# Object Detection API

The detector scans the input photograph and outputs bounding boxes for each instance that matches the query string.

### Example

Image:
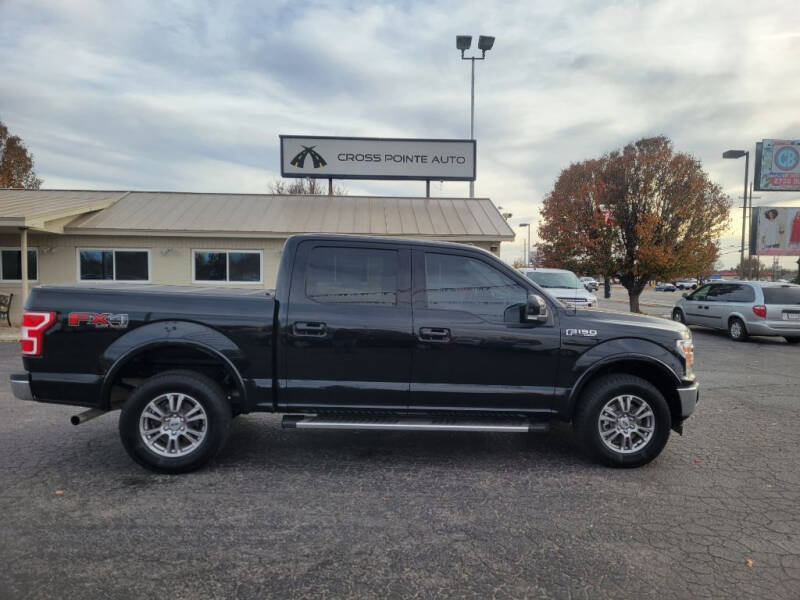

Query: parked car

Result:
[675,280,698,290]
[580,276,599,292]
[519,268,598,308]
[655,283,677,292]
[11,234,698,472]
[672,281,800,343]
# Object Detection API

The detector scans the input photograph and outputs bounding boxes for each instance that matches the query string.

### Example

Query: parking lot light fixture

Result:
[723,149,750,279]
[457,34,494,198]
[477,36,495,55]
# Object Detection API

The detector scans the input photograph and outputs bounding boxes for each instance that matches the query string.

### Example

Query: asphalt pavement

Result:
[1,307,799,599]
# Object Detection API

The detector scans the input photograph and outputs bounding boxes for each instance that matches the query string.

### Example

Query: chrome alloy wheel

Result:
[138,393,208,457]
[597,394,655,454]
[730,320,744,339]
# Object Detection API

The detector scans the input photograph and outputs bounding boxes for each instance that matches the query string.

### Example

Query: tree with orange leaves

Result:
[0,120,42,189]
[538,136,730,312]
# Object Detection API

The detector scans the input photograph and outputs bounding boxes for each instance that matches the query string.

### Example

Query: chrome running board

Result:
[282,415,548,433]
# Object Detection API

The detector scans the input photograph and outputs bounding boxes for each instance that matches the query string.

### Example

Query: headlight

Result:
[676,339,694,377]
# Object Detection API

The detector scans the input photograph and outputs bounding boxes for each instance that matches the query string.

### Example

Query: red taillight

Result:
[20,310,57,357]
[752,305,767,319]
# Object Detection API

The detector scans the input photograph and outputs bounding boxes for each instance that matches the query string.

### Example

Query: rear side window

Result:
[305,246,398,306]
[708,284,755,302]
[763,287,800,305]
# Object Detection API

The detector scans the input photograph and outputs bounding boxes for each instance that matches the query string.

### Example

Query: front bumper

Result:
[676,382,699,418]
[10,373,34,401]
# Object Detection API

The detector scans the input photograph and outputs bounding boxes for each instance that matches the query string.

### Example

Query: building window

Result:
[193,250,262,283]
[0,248,37,281]
[78,249,149,281]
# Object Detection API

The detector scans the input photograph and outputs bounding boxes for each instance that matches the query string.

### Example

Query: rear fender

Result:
[99,320,247,409]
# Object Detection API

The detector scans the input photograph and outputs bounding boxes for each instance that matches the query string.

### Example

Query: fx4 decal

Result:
[565,328,597,337]
[68,312,129,329]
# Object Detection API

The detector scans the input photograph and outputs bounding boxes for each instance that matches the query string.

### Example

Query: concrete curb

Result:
[0,329,20,342]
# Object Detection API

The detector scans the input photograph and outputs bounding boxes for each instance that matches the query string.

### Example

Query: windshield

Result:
[525,271,581,289]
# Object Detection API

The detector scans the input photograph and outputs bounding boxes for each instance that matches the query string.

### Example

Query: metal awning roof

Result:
[0,190,515,241]
[68,191,515,240]
[0,189,127,232]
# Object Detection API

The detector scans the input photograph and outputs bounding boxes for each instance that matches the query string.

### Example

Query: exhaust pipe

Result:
[70,408,107,426]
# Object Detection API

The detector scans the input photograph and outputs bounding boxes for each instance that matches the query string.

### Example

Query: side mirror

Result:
[682,292,688,299]
[523,293,548,322]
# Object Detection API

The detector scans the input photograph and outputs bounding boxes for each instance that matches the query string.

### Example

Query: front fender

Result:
[561,338,684,418]
[99,320,248,408]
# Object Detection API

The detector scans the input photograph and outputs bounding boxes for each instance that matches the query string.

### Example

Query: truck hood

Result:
[568,308,691,339]
[543,287,596,300]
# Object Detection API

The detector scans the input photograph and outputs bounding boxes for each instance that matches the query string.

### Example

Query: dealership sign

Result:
[749,206,800,256]
[755,139,800,191]
[280,135,476,181]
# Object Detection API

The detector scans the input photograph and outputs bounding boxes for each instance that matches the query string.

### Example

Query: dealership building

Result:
[0,189,515,325]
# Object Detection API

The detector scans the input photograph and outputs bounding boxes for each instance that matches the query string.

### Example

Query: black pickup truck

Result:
[11,234,698,472]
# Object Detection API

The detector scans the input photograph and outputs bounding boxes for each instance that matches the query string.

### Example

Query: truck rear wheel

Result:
[574,374,671,468]
[119,370,232,474]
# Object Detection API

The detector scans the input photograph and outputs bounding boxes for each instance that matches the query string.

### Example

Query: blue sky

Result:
[1,0,799,267]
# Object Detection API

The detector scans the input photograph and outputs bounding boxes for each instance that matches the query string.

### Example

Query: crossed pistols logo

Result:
[290,145,327,169]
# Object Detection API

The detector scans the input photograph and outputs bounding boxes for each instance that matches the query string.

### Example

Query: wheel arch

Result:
[566,355,684,426]
[727,312,749,330]
[99,321,248,410]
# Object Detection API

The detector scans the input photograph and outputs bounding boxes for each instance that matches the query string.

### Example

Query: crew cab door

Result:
[409,248,560,412]
[281,241,413,410]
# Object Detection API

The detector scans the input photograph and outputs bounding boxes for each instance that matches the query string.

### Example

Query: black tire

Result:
[672,308,685,324]
[119,370,232,474]
[574,374,671,468]
[785,337,800,345]
[728,317,748,342]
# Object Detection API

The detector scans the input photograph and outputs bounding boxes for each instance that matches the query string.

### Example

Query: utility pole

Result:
[722,149,750,279]
[740,184,761,279]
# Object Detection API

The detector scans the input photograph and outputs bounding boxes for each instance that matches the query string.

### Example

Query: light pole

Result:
[519,223,530,266]
[722,149,750,279]
[456,34,494,198]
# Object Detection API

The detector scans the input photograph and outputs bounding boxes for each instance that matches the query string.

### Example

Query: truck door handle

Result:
[419,327,450,342]
[293,321,327,337]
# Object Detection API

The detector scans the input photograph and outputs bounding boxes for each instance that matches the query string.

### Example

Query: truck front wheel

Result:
[119,370,232,474]
[574,374,671,468]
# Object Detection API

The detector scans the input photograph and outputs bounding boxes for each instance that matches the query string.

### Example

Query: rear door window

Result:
[763,287,800,305]
[305,246,399,306]
[709,284,755,302]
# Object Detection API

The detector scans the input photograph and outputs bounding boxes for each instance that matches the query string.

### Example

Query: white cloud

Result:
[1,0,799,268]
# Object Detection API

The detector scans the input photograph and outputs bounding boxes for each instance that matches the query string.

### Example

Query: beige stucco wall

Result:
[0,233,286,325]
[0,233,502,325]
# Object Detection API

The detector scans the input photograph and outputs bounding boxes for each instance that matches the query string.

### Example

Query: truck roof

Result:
[286,233,496,254]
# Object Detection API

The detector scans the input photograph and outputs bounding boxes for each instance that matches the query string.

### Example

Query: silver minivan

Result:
[672,281,800,343]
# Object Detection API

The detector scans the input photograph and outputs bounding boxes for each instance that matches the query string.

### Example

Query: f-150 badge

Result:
[565,328,597,337]
[68,312,129,329]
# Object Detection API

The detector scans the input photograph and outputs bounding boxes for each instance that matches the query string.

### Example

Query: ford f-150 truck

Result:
[11,234,698,473]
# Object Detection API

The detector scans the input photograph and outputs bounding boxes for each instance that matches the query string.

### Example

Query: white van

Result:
[519,267,598,308]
